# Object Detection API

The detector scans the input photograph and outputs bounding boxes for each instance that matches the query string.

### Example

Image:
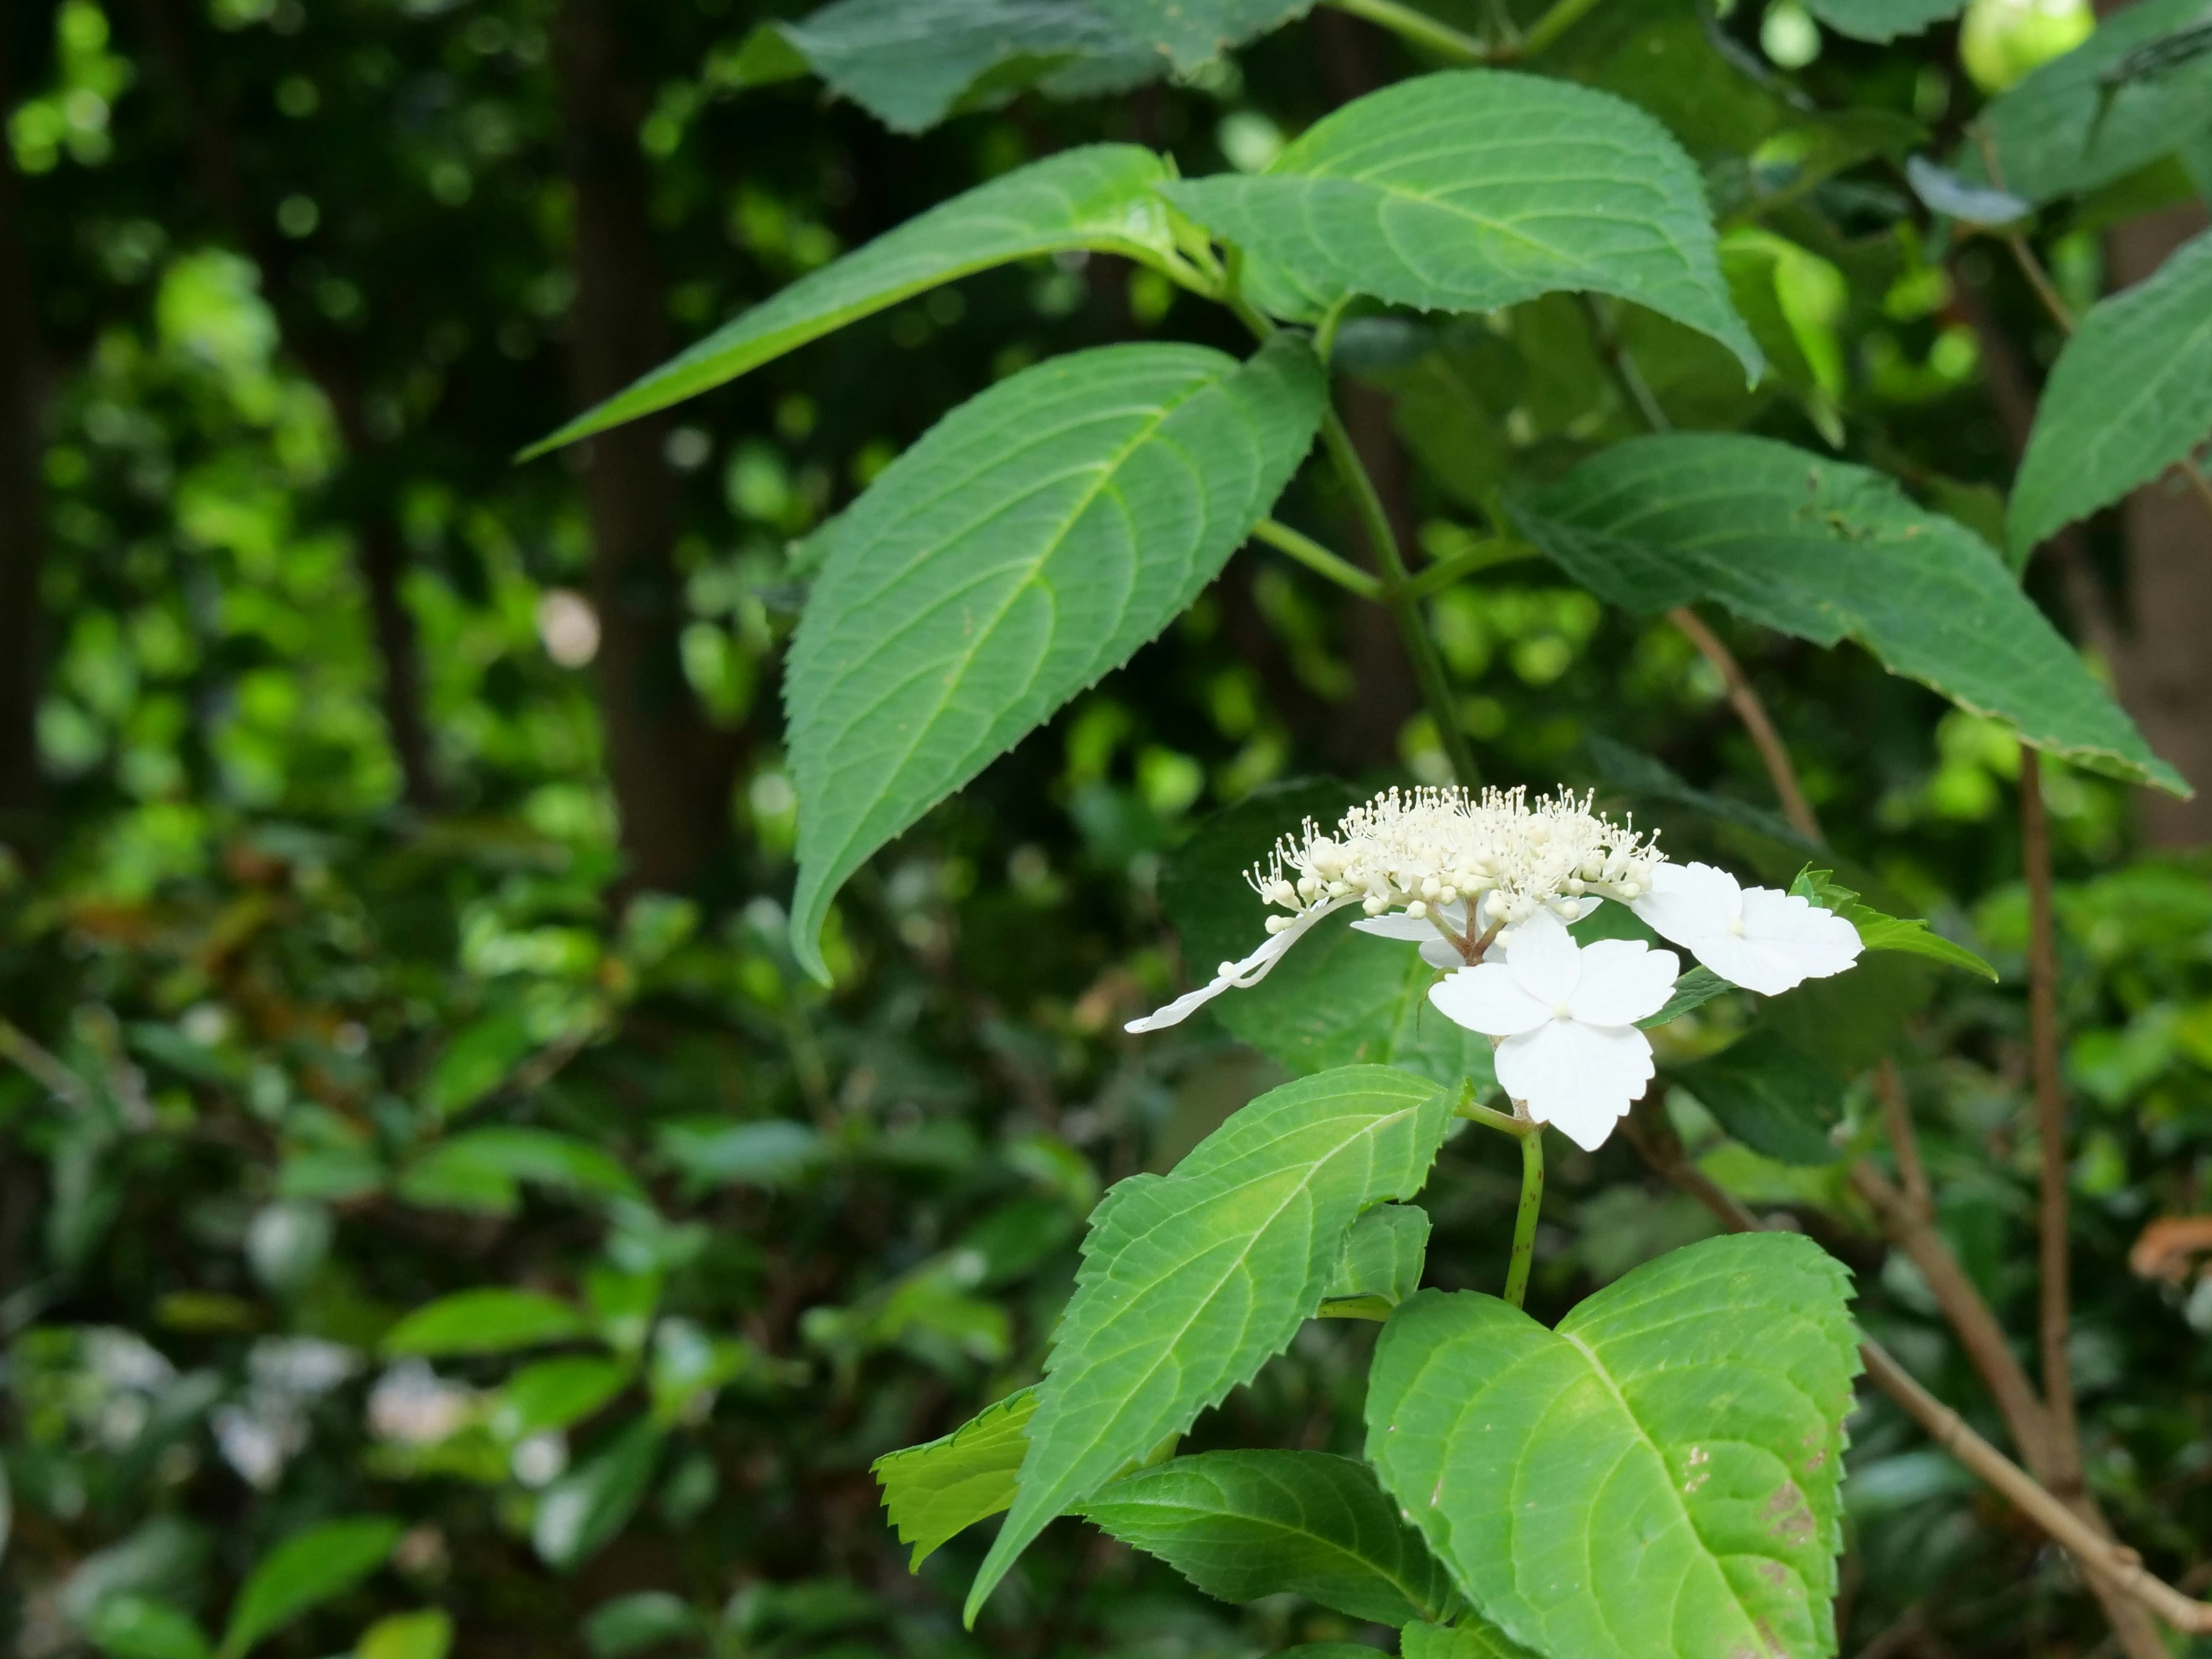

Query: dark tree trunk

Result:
[0,78,46,835]
[2107,199,2212,844]
[554,0,738,892]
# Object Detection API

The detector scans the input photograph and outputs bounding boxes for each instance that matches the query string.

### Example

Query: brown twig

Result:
[1666,606,1827,844]
[2018,748,2082,1479]
[1874,1060,1933,1220]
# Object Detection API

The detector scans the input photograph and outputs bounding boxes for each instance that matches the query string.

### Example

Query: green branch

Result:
[1505,1124,1546,1308]
[1252,518,1384,601]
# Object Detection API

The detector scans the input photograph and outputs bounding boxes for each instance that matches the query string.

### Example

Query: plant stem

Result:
[2019,747,2082,1482]
[1582,293,1673,434]
[1252,517,1384,601]
[1666,605,1825,844]
[1503,1123,1544,1308]
[1319,411,1480,785]
[1518,0,1609,56]
[1455,1096,1531,1139]
[1323,0,1491,61]
[1404,533,1533,598]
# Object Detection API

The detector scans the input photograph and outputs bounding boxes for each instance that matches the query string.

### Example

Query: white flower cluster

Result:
[1128,783,1868,1152]
[1251,785,1662,939]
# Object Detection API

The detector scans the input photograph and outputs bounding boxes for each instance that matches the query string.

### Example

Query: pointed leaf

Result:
[874,1387,1039,1569]
[490,1356,634,1442]
[531,1420,663,1571]
[1790,868,1996,982]
[1638,966,1732,1029]
[381,1289,590,1358]
[2010,226,2212,560]
[1513,433,2185,793]
[1369,1235,1858,1659]
[525,146,1183,453]
[217,1518,400,1659]
[1977,0,2212,203]
[1078,1450,1456,1624]
[85,1597,212,1659]
[1319,1203,1430,1320]
[1162,70,1760,375]
[1161,779,1497,1088]
[787,336,1327,980]
[968,1066,1455,1622]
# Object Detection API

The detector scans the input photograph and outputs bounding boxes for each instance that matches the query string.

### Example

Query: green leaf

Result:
[1978,0,2212,204]
[582,1592,702,1659]
[1366,1233,1860,1659]
[490,1356,634,1442]
[1161,779,1498,1089]
[654,1119,825,1192]
[381,1289,590,1358]
[1318,1203,1429,1320]
[968,1066,1455,1623]
[355,1609,454,1659]
[1638,966,1732,1029]
[1586,733,1816,852]
[218,1518,401,1659]
[524,146,1183,454]
[1789,868,1997,981]
[787,336,1327,981]
[1078,1450,1457,1624]
[420,1009,535,1119]
[86,1597,212,1659]
[397,1128,641,1216]
[873,1386,1039,1569]
[2010,226,2212,560]
[532,1420,664,1571]
[1161,71,1760,376]
[1401,1618,1543,1659]
[1799,0,1961,41]
[1113,0,1316,68]
[1513,433,2186,793]
[1673,1026,1845,1166]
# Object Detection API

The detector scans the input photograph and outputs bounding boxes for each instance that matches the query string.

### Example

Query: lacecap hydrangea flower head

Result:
[1128,785,1863,1151]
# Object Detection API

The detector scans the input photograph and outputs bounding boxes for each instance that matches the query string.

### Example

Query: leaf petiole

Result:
[1251,519,1383,601]
[1504,1123,1544,1308]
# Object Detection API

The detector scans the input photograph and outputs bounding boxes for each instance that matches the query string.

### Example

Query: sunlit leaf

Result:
[355,1609,453,1659]
[967,1066,1454,1622]
[1367,1234,1859,1659]
[532,1421,664,1571]
[381,1289,591,1358]
[873,1387,1039,1569]
[786,337,1327,980]
[1790,868,1997,981]
[218,1518,400,1659]
[1317,1203,1429,1320]
[1163,71,1760,375]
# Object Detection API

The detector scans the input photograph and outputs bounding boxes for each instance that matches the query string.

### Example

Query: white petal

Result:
[1502,907,1580,1005]
[1429,963,1551,1037]
[1125,897,1351,1032]
[1351,914,1438,941]
[1679,931,1805,997]
[1632,861,1742,950]
[1569,940,1681,1026]
[1495,1021,1655,1151]
[1420,938,1467,971]
[1741,887,1863,980]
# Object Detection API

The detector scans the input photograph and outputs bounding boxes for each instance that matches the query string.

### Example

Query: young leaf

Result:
[355,1609,454,1659]
[1513,433,2186,794]
[531,1420,664,1571]
[967,1066,1455,1623]
[1977,0,2212,203]
[786,337,1327,981]
[1637,965,1731,1029]
[1790,868,1998,981]
[1077,1450,1457,1624]
[1161,779,1498,1089]
[2009,228,2212,562]
[874,1387,1039,1569]
[1161,71,1760,376]
[1367,1233,1860,1659]
[1673,1026,1844,1166]
[1319,1203,1429,1320]
[85,1596,212,1659]
[217,1517,402,1659]
[380,1289,591,1358]
[524,146,1183,454]
[1799,0,1961,41]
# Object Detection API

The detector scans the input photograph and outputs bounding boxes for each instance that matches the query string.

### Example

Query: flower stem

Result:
[1504,1123,1544,1308]
[1319,411,1480,785]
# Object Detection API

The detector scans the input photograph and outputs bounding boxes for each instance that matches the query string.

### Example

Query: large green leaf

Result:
[380,1289,590,1358]
[1319,1203,1429,1320]
[1978,0,2212,204]
[218,1518,400,1659]
[1161,71,1760,376]
[524,146,1181,454]
[2010,227,2212,560]
[1512,434,2185,793]
[1800,0,1961,40]
[786,337,1326,980]
[1161,779,1498,1089]
[967,1066,1454,1622]
[1366,1233,1860,1659]
[873,1387,1038,1569]
[1078,1450,1457,1624]
[1672,1027,1844,1166]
